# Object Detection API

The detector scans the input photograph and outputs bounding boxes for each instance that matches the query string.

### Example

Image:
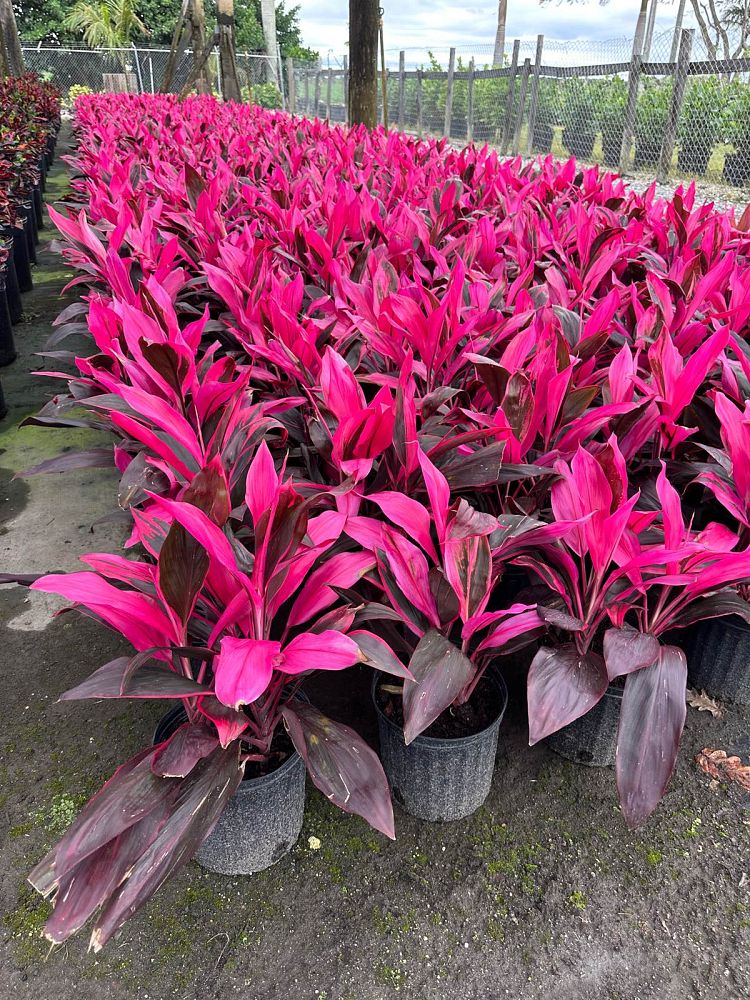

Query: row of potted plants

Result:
[0,74,61,417]
[9,91,750,951]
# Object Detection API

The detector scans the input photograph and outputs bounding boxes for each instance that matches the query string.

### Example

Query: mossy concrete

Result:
[0,130,748,1000]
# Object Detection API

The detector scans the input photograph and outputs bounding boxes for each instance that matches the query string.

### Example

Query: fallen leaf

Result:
[695,748,750,792]
[686,688,724,719]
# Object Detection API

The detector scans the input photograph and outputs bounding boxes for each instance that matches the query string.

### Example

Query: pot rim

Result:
[371,668,508,749]
[153,703,304,792]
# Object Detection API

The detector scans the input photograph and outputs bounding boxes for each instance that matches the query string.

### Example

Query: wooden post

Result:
[188,0,209,93]
[0,0,24,76]
[179,29,219,97]
[398,50,405,131]
[303,71,310,113]
[416,68,423,138]
[511,58,531,155]
[500,39,520,154]
[313,68,321,117]
[379,12,388,128]
[657,28,693,182]
[619,52,643,173]
[326,66,332,120]
[466,58,475,142]
[444,46,456,138]
[348,0,378,126]
[342,55,349,123]
[217,0,241,102]
[526,34,544,155]
[669,0,687,64]
[162,0,190,91]
[286,56,296,113]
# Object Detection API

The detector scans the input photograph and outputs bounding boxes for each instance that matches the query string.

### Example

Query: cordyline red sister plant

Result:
[520,438,750,827]
[26,445,413,949]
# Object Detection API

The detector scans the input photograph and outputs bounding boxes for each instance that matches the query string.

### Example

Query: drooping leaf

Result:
[603,627,661,681]
[402,630,476,745]
[59,657,209,701]
[527,644,609,745]
[615,645,687,829]
[281,700,395,839]
[152,722,220,778]
[350,629,413,680]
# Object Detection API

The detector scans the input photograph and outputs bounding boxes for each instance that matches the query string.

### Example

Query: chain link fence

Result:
[21,28,750,191]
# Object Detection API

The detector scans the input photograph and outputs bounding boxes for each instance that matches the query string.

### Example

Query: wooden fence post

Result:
[286,56,296,113]
[342,56,349,123]
[526,34,544,155]
[416,68,423,138]
[444,46,456,138]
[511,58,531,155]
[500,39,520,154]
[313,67,321,117]
[303,70,310,114]
[619,52,643,173]
[657,28,693,182]
[398,50,405,131]
[326,66,332,120]
[467,58,475,142]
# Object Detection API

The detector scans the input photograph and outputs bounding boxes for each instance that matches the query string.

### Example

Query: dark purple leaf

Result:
[603,627,661,681]
[538,606,584,632]
[350,629,413,680]
[527,644,608,745]
[152,722,220,778]
[403,630,476,745]
[616,645,687,828]
[16,448,113,477]
[672,591,750,628]
[59,657,208,701]
[157,520,209,625]
[281,700,395,839]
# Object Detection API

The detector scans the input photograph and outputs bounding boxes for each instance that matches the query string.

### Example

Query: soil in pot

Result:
[154,705,306,875]
[373,670,508,822]
[545,684,622,767]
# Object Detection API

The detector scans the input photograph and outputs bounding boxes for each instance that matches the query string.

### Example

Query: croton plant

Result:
[7,89,750,948]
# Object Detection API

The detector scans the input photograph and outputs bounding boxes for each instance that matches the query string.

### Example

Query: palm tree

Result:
[64,0,147,49]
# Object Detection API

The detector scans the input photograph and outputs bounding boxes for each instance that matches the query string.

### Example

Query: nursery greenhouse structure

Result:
[0,2,749,998]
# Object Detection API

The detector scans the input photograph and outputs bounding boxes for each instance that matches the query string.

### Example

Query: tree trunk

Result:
[217,0,241,103]
[0,0,25,77]
[189,0,209,94]
[348,0,379,127]
[493,0,508,66]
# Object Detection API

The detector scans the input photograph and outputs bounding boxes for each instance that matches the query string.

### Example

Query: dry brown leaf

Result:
[695,748,750,792]
[686,688,725,719]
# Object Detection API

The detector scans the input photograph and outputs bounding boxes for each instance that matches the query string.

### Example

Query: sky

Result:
[297,1,701,65]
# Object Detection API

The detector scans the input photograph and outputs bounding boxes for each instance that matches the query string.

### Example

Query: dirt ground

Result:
[0,130,749,1000]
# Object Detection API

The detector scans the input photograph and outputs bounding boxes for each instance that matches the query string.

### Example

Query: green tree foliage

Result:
[63,0,147,48]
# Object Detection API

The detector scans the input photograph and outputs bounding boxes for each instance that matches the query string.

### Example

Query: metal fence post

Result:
[500,39,520,155]
[526,34,544,155]
[398,50,405,131]
[444,46,456,138]
[511,58,531,155]
[467,58,475,143]
[326,65,332,120]
[658,28,694,183]
[286,56,295,113]
[416,68,423,138]
[619,52,643,173]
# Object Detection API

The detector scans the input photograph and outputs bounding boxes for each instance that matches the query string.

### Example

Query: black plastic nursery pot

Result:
[154,705,306,875]
[0,275,17,367]
[33,185,44,232]
[0,375,6,420]
[723,151,750,187]
[677,141,714,176]
[545,684,622,767]
[601,129,623,168]
[20,206,37,264]
[686,616,750,706]
[9,225,32,294]
[372,670,509,822]
[531,123,554,155]
[634,138,662,170]
[4,251,22,324]
[562,126,596,161]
